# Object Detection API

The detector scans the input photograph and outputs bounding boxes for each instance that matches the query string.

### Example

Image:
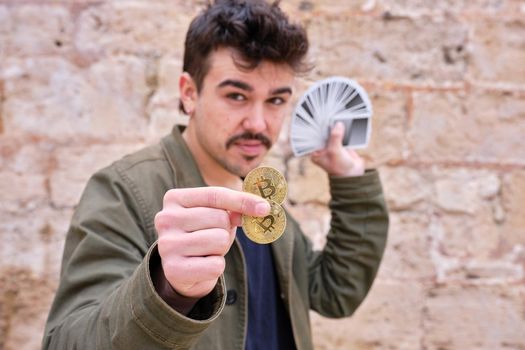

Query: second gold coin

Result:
[242,200,287,244]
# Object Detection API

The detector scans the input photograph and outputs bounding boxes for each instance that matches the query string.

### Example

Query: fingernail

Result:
[255,201,270,216]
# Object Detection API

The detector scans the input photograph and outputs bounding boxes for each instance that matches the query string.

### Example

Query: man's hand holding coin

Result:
[153,187,271,312]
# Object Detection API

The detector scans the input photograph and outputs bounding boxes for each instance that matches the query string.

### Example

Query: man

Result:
[43,1,389,349]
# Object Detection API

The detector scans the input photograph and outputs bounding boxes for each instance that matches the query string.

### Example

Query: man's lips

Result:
[233,140,266,156]
[225,132,272,156]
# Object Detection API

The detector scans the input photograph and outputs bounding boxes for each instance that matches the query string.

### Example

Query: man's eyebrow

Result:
[271,87,293,95]
[217,79,253,92]
[217,80,292,96]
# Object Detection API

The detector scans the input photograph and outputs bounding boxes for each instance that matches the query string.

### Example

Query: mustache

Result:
[226,132,272,150]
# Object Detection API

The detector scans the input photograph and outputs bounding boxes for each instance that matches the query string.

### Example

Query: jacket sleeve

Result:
[42,165,226,350]
[306,169,389,318]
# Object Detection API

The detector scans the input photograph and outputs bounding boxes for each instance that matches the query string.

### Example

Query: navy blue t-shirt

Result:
[236,227,296,350]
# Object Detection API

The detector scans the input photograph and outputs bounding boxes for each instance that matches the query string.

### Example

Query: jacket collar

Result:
[161,125,207,189]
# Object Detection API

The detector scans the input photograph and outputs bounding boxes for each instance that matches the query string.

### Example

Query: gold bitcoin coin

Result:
[242,200,287,244]
[243,166,287,204]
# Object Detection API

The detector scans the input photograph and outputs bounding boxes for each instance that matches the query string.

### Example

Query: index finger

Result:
[166,187,271,217]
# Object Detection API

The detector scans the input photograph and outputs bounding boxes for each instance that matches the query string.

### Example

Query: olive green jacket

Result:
[43,126,389,350]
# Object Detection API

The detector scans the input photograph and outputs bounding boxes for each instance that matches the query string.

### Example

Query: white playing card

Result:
[290,76,373,157]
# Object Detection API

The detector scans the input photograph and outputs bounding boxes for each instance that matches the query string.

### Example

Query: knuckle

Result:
[157,234,169,249]
[327,147,338,156]
[154,209,183,235]
[216,210,230,229]
[159,232,190,257]
[163,189,180,208]
[157,235,175,257]
[154,212,170,234]
[239,196,249,214]
[210,256,226,276]
[216,229,232,252]
[207,188,219,208]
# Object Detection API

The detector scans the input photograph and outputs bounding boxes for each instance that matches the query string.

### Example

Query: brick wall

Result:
[1,1,524,349]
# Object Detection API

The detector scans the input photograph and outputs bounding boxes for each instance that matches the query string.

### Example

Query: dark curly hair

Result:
[180,0,310,114]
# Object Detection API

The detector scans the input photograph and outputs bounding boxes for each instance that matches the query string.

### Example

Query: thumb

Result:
[328,122,345,149]
[229,211,242,245]
[229,211,242,228]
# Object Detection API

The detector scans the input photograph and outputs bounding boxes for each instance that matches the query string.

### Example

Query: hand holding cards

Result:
[290,76,373,157]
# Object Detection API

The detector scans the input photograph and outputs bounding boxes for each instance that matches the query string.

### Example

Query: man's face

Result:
[184,48,295,177]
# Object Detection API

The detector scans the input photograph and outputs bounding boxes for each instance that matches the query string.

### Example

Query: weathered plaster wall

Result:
[0,1,524,349]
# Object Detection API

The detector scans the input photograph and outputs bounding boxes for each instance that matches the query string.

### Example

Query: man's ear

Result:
[179,72,198,115]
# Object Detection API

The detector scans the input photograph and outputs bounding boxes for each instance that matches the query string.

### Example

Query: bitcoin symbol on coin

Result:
[256,177,276,199]
[256,214,275,233]
[242,200,286,244]
[242,167,288,244]
[243,167,287,205]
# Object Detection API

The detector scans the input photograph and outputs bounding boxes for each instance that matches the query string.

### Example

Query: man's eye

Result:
[269,97,286,106]
[227,93,246,101]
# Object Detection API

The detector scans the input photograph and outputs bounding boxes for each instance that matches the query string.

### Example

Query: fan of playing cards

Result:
[289,76,373,157]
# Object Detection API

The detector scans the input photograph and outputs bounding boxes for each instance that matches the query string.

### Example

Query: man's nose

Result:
[242,104,266,133]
